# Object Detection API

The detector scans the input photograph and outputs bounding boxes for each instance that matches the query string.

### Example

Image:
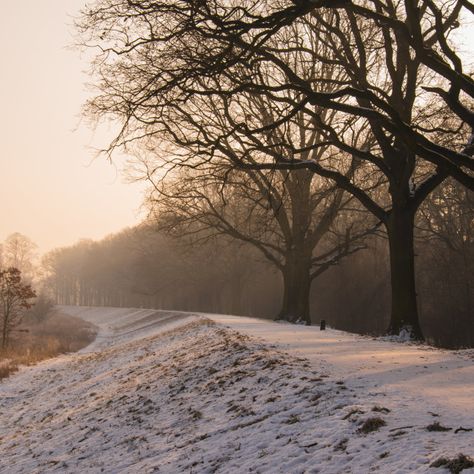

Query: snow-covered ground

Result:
[0,306,473,474]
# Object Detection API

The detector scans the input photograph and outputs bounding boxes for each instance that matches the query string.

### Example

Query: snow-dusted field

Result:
[0,307,473,474]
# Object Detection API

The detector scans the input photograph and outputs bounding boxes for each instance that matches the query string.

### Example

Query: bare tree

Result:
[416,181,474,345]
[124,31,380,324]
[2,233,38,281]
[82,4,379,324]
[145,164,375,323]
[0,268,36,350]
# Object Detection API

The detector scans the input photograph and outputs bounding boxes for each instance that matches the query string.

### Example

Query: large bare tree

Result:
[143,163,375,324]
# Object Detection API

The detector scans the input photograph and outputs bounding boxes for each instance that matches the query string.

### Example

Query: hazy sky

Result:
[1,3,472,256]
[0,1,146,255]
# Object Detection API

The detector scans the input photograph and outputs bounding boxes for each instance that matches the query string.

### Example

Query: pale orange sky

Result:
[0,2,472,256]
[0,1,146,255]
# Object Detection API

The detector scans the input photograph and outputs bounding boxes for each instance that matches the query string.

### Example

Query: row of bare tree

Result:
[42,176,472,347]
[73,0,473,341]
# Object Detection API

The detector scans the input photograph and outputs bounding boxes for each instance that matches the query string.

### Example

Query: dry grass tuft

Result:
[430,453,474,473]
[357,417,386,434]
[0,361,19,380]
[426,421,452,432]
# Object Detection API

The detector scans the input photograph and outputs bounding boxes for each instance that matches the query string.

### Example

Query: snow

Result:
[1,307,473,474]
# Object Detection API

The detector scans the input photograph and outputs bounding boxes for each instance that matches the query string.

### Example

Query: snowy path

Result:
[206,315,474,419]
[0,306,473,474]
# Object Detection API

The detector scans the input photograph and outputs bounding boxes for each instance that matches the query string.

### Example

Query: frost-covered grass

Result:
[0,307,473,473]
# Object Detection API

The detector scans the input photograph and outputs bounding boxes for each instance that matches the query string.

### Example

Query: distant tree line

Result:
[42,227,275,314]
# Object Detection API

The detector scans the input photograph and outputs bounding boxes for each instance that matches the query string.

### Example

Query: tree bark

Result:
[386,208,423,340]
[277,251,312,325]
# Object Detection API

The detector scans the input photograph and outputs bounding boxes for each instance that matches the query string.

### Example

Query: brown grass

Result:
[430,454,474,473]
[0,310,97,381]
[0,361,19,380]
[357,417,387,434]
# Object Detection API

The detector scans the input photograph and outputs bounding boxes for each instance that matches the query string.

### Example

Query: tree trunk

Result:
[1,312,8,351]
[386,209,423,340]
[277,252,312,325]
